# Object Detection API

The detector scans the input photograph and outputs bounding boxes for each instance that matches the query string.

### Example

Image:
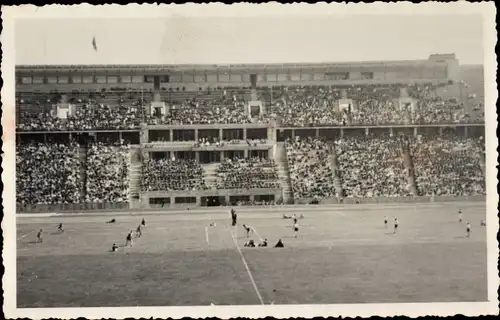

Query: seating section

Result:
[85,143,130,203]
[16,142,81,204]
[215,158,280,189]
[411,137,485,196]
[335,137,410,198]
[141,158,207,191]
[286,137,336,199]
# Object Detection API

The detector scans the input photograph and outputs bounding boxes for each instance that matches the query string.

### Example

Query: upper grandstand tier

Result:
[15,54,484,130]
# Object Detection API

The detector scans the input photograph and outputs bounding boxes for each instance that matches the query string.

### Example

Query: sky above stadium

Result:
[15,14,484,65]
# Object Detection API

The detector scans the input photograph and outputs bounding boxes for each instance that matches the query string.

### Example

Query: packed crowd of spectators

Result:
[285,137,337,199]
[85,142,130,203]
[17,93,145,131]
[141,158,207,191]
[410,136,485,196]
[216,157,280,189]
[147,91,252,125]
[335,136,411,198]
[17,81,484,131]
[16,141,81,204]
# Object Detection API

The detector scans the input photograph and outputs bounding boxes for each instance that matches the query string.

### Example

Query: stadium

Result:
[16,53,487,307]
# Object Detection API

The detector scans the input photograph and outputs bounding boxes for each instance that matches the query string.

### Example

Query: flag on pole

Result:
[92,36,98,51]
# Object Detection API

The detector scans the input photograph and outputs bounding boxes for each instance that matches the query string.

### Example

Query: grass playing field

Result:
[16,202,487,307]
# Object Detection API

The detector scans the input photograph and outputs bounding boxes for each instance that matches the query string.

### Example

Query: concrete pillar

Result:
[194,129,199,141]
[243,128,247,140]
[316,128,320,138]
[169,129,173,141]
[464,126,468,138]
[219,128,223,141]
[340,128,344,137]
[244,149,249,158]
[414,127,418,137]
[195,151,200,162]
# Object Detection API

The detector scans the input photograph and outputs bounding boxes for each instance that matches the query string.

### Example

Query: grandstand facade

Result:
[15,53,486,213]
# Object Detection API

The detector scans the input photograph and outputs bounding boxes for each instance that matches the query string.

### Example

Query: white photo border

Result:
[1,2,498,319]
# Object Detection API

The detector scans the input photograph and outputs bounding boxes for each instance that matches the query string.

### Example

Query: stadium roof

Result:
[16,55,457,73]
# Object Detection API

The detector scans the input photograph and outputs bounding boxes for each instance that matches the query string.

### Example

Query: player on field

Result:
[393,218,399,234]
[231,208,237,226]
[274,239,284,248]
[106,218,116,224]
[36,229,43,243]
[111,243,119,252]
[141,218,146,227]
[384,216,388,228]
[125,231,133,247]
[466,222,471,238]
[458,210,463,223]
[293,221,299,238]
[244,239,256,247]
[136,225,142,238]
[258,239,268,247]
[480,220,486,227]
[57,223,64,233]
[242,224,253,238]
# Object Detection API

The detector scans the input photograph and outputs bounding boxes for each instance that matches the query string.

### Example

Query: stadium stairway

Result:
[202,163,219,189]
[128,147,142,206]
[78,146,87,202]
[275,142,294,204]
[329,143,344,198]
[401,142,420,196]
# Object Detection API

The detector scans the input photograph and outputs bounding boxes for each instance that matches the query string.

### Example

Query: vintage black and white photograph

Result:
[2,2,498,319]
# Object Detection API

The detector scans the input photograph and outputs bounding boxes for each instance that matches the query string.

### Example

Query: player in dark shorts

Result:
[136,225,142,238]
[293,222,299,238]
[125,231,133,247]
[458,210,463,223]
[106,218,116,224]
[466,222,471,238]
[258,239,268,247]
[111,243,119,252]
[141,218,146,227]
[57,223,64,233]
[37,229,43,243]
[231,208,237,226]
[384,216,388,228]
[393,218,399,234]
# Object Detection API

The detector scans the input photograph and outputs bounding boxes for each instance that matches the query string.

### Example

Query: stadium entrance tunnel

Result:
[201,196,226,207]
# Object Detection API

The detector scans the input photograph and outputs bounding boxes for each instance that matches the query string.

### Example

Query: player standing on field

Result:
[58,223,64,233]
[125,231,133,247]
[466,222,471,238]
[393,218,399,234]
[293,221,300,238]
[141,218,146,227]
[458,210,463,223]
[384,216,388,228]
[231,208,237,226]
[37,229,43,243]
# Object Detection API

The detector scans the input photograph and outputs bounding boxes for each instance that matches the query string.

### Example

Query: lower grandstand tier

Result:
[16,128,486,213]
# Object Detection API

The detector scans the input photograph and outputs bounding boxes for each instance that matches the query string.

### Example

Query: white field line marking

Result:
[252,227,264,242]
[17,230,35,241]
[227,225,264,305]
[205,226,210,247]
